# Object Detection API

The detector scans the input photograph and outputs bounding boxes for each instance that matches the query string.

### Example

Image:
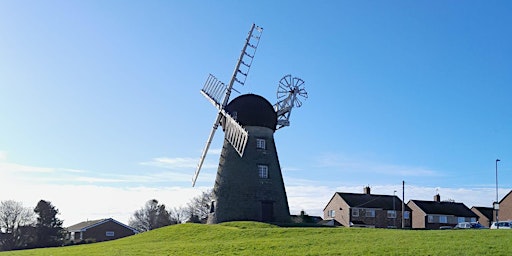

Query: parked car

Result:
[454,222,486,229]
[490,221,512,229]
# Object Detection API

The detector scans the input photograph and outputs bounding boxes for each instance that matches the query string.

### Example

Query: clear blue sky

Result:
[1,1,511,225]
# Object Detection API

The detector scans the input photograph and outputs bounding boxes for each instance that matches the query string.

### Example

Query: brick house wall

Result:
[498,191,512,221]
[471,207,492,227]
[81,220,136,242]
[408,200,427,229]
[323,194,351,227]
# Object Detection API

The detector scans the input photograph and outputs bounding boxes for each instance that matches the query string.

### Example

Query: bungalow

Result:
[323,186,412,228]
[407,194,478,229]
[66,218,138,243]
[471,206,493,228]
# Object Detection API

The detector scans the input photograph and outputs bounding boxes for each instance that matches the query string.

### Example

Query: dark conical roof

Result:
[225,94,277,130]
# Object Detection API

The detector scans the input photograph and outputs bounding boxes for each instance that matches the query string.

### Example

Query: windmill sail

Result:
[192,24,263,187]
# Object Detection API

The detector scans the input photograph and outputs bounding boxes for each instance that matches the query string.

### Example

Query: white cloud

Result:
[0,157,216,226]
[0,151,7,161]
[140,156,218,170]
[316,152,440,177]
[0,161,55,173]
[0,181,209,227]
[208,148,222,155]
[0,155,503,228]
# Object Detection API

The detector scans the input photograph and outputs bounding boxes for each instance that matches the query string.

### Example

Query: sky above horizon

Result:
[1,1,511,226]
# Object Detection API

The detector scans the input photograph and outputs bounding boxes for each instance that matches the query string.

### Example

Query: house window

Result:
[428,215,434,223]
[458,217,465,223]
[258,165,268,179]
[352,208,359,217]
[106,231,115,237]
[256,138,266,149]
[404,211,410,219]
[328,210,335,218]
[365,209,375,218]
[439,216,448,223]
[387,210,396,219]
[470,217,476,222]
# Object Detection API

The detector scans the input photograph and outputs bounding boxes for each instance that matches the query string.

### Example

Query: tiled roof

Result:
[411,200,477,217]
[66,218,138,233]
[337,192,412,211]
[66,219,106,231]
[472,206,493,219]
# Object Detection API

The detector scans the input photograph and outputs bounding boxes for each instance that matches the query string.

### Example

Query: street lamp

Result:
[393,190,397,228]
[495,159,501,228]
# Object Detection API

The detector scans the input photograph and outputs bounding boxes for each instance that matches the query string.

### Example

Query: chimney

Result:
[364,186,371,195]
[434,194,441,202]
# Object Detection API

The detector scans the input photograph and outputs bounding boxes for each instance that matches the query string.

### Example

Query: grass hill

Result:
[1,221,510,255]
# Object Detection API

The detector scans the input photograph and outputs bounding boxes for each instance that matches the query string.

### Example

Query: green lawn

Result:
[1,222,510,255]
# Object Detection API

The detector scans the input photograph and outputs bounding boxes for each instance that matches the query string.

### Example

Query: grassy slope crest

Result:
[0,221,510,255]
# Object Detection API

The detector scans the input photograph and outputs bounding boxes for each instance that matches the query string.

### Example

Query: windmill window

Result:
[105,231,115,237]
[210,201,215,213]
[256,138,266,149]
[258,165,268,179]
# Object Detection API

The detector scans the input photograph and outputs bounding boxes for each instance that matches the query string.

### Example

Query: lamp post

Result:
[393,190,397,228]
[495,159,501,228]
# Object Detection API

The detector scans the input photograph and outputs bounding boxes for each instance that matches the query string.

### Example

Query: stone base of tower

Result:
[207,125,291,224]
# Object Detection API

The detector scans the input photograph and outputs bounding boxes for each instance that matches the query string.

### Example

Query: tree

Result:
[0,200,35,251]
[185,189,213,223]
[169,207,187,224]
[128,199,173,232]
[33,200,63,248]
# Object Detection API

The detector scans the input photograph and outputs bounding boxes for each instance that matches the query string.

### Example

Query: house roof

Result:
[410,200,477,217]
[335,192,412,211]
[66,218,138,233]
[318,219,343,227]
[472,206,493,220]
[499,190,512,204]
[66,219,105,231]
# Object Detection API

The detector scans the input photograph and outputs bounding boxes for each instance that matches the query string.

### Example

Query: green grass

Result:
[1,222,511,255]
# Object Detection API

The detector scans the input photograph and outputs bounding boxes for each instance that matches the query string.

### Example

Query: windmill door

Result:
[261,201,274,222]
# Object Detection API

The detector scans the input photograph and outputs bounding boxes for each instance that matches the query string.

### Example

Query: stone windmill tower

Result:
[192,24,308,224]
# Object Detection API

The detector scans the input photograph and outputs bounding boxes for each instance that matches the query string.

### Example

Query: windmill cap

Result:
[225,94,277,130]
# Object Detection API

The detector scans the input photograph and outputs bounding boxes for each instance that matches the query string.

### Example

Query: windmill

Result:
[193,24,308,224]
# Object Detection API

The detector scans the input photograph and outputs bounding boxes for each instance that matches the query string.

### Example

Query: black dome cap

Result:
[225,94,277,130]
